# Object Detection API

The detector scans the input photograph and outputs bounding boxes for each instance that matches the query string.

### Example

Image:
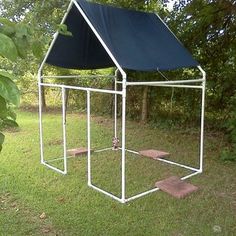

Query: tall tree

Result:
[169,0,236,159]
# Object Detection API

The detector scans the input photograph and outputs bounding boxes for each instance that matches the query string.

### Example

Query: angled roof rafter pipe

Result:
[38,0,74,78]
[155,13,183,45]
[197,66,206,80]
[72,0,127,80]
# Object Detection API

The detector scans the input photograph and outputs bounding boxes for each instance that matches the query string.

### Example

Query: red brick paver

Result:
[139,149,170,159]
[155,176,198,198]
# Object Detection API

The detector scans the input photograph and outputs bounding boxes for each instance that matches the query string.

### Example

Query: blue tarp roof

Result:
[46,0,199,71]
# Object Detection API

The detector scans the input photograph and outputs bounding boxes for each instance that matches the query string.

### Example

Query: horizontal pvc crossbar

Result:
[125,187,159,202]
[89,183,124,203]
[126,78,204,86]
[118,148,199,173]
[42,161,66,175]
[118,81,202,89]
[126,169,200,202]
[42,75,115,79]
[145,84,202,89]
[94,147,112,153]
[115,147,199,173]
[39,82,123,95]
[44,155,75,163]
[118,147,140,155]
[181,171,201,180]
[156,158,199,172]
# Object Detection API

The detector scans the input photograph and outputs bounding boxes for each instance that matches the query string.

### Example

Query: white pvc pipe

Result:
[118,147,140,155]
[126,79,204,86]
[42,75,115,79]
[42,162,67,175]
[89,184,124,203]
[181,171,201,180]
[72,0,126,79]
[125,187,159,202]
[156,158,199,172]
[62,87,68,174]
[114,69,118,138]
[87,91,91,185]
[38,0,74,74]
[38,0,74,171]
[44,155,75,163]
[94,147,112,153]
[144,84,203,89]
[38,73,44,164]
[121,77,127,202]
[40,82,123,95]
[198,66,206,172]
[155,13,184,45]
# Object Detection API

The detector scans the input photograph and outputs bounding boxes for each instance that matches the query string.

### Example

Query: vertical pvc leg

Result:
[87,91,91,186]
[38,75,44,164]
[114,71,118,138]
[199,78,206,172]
[121,78,127,203]
[62,87,67,174]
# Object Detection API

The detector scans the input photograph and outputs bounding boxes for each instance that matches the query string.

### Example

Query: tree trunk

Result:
[65,88,69,112]
[41,85,47,111]
[141,86,148,123]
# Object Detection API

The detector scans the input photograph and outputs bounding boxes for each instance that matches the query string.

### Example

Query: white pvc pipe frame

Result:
[38,0,206,203]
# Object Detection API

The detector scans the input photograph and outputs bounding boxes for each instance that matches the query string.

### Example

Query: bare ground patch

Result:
[0,192,62,235]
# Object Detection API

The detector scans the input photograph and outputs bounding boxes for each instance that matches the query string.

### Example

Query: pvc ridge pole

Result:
[87,91,91,186]
[121,74,127,203]
[62,87,68,174]
[198,66,206,173]
[72,0,126,79]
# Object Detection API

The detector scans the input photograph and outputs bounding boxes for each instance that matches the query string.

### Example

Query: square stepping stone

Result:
[139,149,170,159]
[155,176,198,199]
[67,147,92,157]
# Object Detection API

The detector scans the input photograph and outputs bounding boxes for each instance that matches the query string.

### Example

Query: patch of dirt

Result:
[0,192,62,235]
[48,139,63,146]
[92,116,113,127]
[215,190,236,212]
[2,126,21,133]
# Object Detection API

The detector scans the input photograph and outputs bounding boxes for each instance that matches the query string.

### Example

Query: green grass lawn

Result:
[0,111,236,235]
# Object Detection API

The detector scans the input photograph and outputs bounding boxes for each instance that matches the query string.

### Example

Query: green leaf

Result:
[0,18,15,36]
[58,24,73,37]
[2,118,18,128]
[0,132,4,152]
[0,33,18,62]
[13,36,29,59]
[15,24,29,39]
[0,74,20,106]
[32,40,43,59]
[9,111,17,121]
[0,70,16,81]
[0,96,8,119]
[0,25,15,36]
[0,17,15,27]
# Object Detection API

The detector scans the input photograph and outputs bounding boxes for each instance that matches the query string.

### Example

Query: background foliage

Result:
[0,0,235,160]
